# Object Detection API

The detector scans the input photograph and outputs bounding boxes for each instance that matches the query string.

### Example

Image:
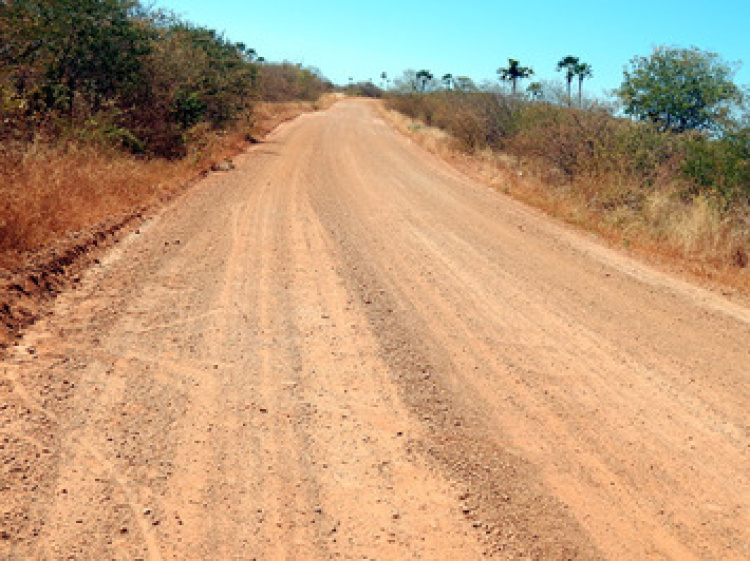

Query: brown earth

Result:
[1,99,748,559]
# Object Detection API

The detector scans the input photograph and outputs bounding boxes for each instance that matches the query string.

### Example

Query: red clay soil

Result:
[1,100,748,559]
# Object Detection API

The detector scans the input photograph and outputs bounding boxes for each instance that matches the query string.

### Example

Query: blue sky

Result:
[154,0,749,99]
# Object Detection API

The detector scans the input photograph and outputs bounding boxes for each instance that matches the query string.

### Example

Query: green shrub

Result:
[1,2,331,157]
[683,129,750,208]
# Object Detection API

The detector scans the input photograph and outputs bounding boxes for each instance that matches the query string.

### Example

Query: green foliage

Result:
[617,46,742,134]
[416,70,435,92]
[683,127,750,207]
[497,59,533,95]
[0,0,149,116]
[0,1,331,157]
[172,91,206,129]
[76,109,146,153]
[388,84,747,219]
[145,20,256,126]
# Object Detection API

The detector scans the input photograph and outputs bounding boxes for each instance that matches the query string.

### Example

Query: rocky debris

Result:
[210,159,235,172]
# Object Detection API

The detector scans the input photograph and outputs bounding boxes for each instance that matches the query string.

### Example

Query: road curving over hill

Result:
[2,99,748,559]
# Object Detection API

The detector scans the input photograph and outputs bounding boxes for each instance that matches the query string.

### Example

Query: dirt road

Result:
[2,99,748,560]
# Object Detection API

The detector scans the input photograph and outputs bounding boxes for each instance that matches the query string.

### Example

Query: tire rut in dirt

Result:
[310,187,601,559]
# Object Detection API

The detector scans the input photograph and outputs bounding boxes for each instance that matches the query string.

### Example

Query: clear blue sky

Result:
[154,0,749,98]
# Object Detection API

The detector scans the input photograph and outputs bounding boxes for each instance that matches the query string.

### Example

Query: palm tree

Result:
[574,62,592,106]
[556,55,579,105]
[497,58,533,95]
[442,73,454,90]
[416,69,433,92]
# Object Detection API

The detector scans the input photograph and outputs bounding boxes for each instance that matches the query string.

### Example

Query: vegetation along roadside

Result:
[0,0,335,347]
[383,48,748,294]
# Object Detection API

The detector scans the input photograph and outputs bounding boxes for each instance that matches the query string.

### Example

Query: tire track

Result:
[2,362,164,561]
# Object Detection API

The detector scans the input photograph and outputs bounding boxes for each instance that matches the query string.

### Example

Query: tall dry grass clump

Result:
[0,140,183,266]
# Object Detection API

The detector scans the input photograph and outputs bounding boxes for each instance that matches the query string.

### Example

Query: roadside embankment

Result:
[0,99,337,349]
[379,98,748,297]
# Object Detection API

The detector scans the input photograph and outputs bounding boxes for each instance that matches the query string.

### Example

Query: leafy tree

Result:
[497,58,533,95]
[556,55,579,105]
[391,69,419,93]
[527,82,544,101]
[574,62,592,106]
[453,76,477,92]
[442,73,454,90]
[617,46,742,133]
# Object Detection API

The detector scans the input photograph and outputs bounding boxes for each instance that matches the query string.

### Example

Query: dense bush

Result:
[0,1,331,156]
[342,81,384,98]
[387,91,748,210]
[388,92,519,151]
[0,0,149,120]
[257,63,332,103]
[682,128,750,208]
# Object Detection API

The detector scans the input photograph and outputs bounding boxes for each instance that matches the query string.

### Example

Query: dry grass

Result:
[0,142,180,265]
[0,101,325,270]
[378,103,749,294]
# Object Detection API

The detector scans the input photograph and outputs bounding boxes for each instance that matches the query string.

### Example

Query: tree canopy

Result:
[497,59,533,95]
[556,56,580,104]
[616,46,742,134]
[0,1,331,155]
[0,0,149,116]
[416,69,435,92]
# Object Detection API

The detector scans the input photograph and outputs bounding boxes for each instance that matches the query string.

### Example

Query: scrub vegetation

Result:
[386,47,748,284]
[1,3,747,290]
[0,0,332,265]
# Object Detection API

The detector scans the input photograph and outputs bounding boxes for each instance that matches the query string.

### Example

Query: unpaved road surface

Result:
[2,100,748,560]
